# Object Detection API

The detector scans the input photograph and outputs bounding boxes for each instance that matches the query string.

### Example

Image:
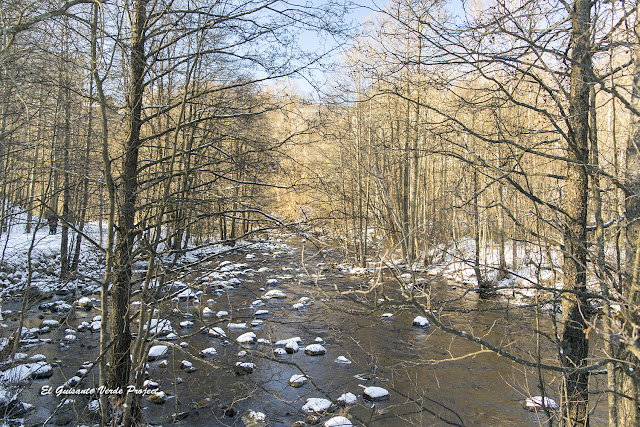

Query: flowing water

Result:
[4,238,607,426]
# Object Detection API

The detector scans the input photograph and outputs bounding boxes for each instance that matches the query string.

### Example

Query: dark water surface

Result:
[6,239,607,426]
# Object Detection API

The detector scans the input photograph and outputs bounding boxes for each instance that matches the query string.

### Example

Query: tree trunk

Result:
[561,1,592,426]
[620,2,640,425]
[108,3,146,425]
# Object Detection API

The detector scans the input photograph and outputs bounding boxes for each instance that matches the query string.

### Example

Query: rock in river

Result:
[413,316,429,327]
[288,374,308,388]
[241,410,268,427]
[302,398,333,413]
[523,396,558,411]
[263,289,286,299]
[337,392,357,406]
[324,416,353,427]
[147,391,167,404]
[237,332,256,344]
[235,362,256,375]
[304,344,326,356]
[148,345,168,361]
[363,386,389,401]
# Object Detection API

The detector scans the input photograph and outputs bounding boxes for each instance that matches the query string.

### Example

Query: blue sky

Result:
[285,0,467,98]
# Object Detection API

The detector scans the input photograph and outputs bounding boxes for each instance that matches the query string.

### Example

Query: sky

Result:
[286,0,468,99]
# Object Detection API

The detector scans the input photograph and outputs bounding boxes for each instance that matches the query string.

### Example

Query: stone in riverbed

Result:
[334,356,351,364]
[147,391,167,404]
[180,360,197,372]
[523,396,558,411]
[337,392,357,406]
[302,397,333,413]
[263,289,286,299]
[235,362,256,375]
[363,386,389,401]
[148,345,168,361]
[75,297,93,310]
[237,332,256,344]
[200,347,217,357]
[202,307,214,316]
[413,316,429,327]
[288,374,308,388]
[208,327,227,338]
[285,341,299,354]
[241,410,268,427]
[273,348,287,356]
[324,416,353,426]
[304,344,326,356]
[275,337,301,346]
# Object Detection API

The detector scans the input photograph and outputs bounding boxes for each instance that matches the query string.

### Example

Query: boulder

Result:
[288,374,308,388]
[304,344,326,356]
[363,386,389,401]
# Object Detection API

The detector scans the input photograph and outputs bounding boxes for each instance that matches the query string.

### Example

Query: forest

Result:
[0,0,639,426]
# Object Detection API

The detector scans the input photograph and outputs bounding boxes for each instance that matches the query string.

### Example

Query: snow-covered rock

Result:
[241,410,268,427]
[523,396,558,411]
[88,400,100,412]
[275,337,301,346]
[237,332,257,344]
[202,307,214,316]
[363,386,389,401]
[144,318,173,336]
[177,288,198,299]
[148,345,168,361]
[302,398,333,413]
[0,361,53,382]
[412,316,429,327]
[304,344,326,356]
[292,303,304,310]
[208,327,227,338]
[254,310,269,316]
[263,289,286,299]
[285,341,299,354]
[266,278,278,285]
[200,347,217,357]
[147,391,167,404]
[75,297,93,309]
[381,313,394,318]
[334,356,351,364]
[337,392,357,406]
[229,323,247,329]
[180,321,194,328]
[40,319,59,328]
[273,348,287,356]
[235,362,256,375]
[324,416,353,426]
[216,311,229,318]
[288,374,308,388]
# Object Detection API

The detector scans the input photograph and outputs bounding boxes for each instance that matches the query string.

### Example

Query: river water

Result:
[7,238,607,426]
